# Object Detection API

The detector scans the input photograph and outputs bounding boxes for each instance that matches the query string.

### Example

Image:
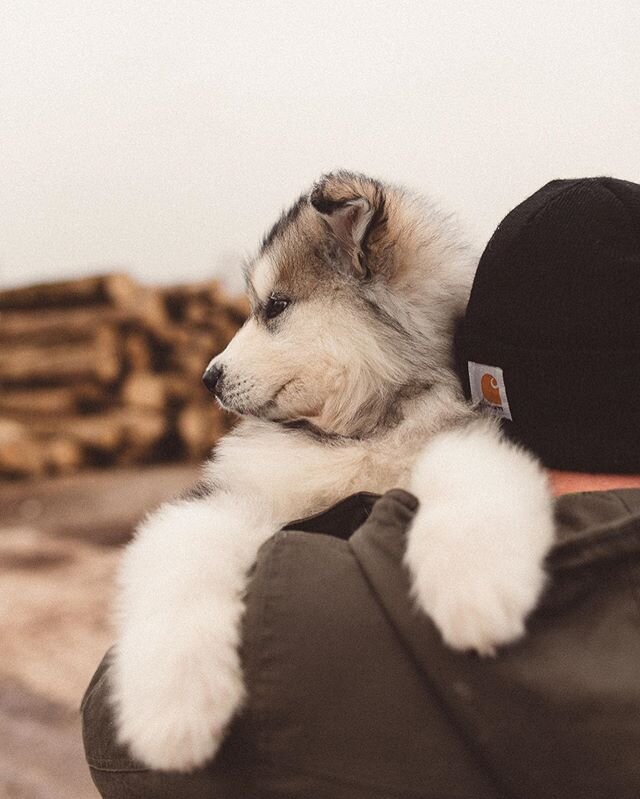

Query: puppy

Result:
[111,172,554,770]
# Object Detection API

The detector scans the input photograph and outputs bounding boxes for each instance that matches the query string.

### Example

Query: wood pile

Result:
[0,274,248,478]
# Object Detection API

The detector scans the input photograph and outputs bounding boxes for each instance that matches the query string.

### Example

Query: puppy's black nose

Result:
[202,364,224,396]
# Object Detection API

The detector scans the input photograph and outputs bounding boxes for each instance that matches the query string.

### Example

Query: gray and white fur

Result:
[111,172,554,771]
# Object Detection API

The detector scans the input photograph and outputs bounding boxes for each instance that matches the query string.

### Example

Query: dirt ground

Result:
[0,465,199,799]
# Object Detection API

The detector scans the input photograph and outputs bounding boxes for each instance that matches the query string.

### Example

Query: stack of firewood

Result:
[0,273,248,478]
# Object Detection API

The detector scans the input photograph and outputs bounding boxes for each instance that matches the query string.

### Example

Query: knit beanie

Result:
[455,177,640,473]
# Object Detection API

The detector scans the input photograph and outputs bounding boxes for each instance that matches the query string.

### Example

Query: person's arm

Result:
[548,470,640,495]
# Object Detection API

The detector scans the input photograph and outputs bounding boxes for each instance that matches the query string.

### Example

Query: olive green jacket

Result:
[82,488,640,799]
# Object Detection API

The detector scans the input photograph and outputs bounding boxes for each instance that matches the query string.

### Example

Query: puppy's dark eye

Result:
[265,296,290,319]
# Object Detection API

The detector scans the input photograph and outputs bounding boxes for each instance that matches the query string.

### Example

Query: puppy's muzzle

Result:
[202,364,224,398]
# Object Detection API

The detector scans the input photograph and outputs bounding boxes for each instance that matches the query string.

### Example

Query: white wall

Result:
[1,1,639,292]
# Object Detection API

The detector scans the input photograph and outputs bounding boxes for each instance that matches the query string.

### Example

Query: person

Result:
[82,177,640,799]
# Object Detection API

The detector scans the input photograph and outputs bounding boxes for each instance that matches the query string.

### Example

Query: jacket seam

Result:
[88,762,148,773]
[547,499,640,573]
[612,488,636,516]
[349,500,512,799]
[250,531,290,768]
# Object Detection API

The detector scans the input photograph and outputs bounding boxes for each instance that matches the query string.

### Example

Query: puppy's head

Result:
[205,171,474,436]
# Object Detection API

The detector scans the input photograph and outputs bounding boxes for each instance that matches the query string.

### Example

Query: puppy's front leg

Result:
[404,420,554,655]
[111,491,279,771]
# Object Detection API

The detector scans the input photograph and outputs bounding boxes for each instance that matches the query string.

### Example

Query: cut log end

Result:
[0,273,248,477]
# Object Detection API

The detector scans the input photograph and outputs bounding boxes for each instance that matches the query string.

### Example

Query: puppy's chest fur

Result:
[210,381,474,525]
[333,384,474,492]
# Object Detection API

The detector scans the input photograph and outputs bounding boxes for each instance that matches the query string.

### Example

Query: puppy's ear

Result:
[310,172,386,280]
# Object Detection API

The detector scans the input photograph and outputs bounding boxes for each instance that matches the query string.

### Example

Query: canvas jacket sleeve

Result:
[82,489,640,799]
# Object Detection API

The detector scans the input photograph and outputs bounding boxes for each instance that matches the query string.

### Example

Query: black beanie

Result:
[455,177,640,474]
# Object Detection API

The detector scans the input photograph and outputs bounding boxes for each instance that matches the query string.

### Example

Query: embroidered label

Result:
[468,361,512,420]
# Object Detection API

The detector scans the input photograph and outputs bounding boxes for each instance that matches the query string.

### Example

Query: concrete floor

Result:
[0,465,199,799]
[0,680,94,799]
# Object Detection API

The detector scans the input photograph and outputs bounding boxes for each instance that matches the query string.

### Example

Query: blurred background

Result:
[1,1,639,797]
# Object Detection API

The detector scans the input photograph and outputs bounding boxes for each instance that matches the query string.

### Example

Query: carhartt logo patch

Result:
[468,361,512,420]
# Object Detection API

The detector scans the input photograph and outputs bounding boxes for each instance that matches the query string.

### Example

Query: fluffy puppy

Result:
[111,172,554,771]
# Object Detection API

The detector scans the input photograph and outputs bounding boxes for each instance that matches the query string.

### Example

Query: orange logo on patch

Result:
[481,373,502,406]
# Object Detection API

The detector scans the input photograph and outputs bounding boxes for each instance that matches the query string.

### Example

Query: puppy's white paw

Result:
[112,612,245,771]
[406,513,544,655]
[405,421,554,656]
[110,495,275,771]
